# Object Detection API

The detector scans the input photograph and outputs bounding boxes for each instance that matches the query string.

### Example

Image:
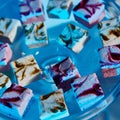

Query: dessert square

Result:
[49,57,81,92]
[10,55,42,86]
[47,0,73,19]
[71,73,104,111]
[0,43,12,66]
[73,0,105,27]
[97,16,120,46]
[0,73,12,96]
[24,21,48,49]
[0,18,22,43]
[40,89,69,120]
[0,83,33,119]
[98,44,120,78]
[58,23,89,53]
[19,0,45,24]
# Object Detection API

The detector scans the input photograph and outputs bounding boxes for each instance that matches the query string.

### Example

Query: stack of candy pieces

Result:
[19,0,48,49]
[73,0,106,27]
[98,16,120,78]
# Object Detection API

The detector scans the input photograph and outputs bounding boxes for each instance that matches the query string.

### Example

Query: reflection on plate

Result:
[0,0,120,120]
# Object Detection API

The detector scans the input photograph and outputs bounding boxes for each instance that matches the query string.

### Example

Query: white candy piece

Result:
[24,21,48,49]
[40,89,69,120]
[10,55,42,86]
[0,18,22,43]
[0,73,12,96]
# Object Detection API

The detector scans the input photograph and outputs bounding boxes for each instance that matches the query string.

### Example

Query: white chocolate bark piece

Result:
[0,43,12,66]
[47,0,73,19]
[0,18,22,43]
[98,44,120,78]
[10,55,42,86]
[40,89,69,120]
[0,73,11,96]
[98,16,120,46]
[73,0,105,27]
[58,23,89,53]
[0,84,33,119]
[19,0,45,24]
[24,21,48,49]
[71,73,104,111]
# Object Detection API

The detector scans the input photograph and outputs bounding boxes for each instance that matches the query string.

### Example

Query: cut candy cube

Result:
[71,73,104,111]
[10,55,42,86]
[19,0,45,24]
[49,57,80,92]
[24,21,48,49]
[47,0,73,19]
[40,89,69,120]
[58,23,89,53]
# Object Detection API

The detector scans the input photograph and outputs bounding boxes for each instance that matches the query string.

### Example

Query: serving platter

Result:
[0,0,120,120]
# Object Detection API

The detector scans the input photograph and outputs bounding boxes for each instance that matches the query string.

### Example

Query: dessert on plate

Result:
[10,55,42,86]
[0,83,33,119]
[98,44,120,78]
[98,16,120,46]
[23,21,48,48]
[0,43,12,66]
[0,73,12,97]
[46,0,73,19]
[0,18,22,43]
[40,89,69,120]
[71,73,104,111]
[48,57,81,92]
[19,0,45,24]
[58,23,89,53]
[73,0,105,27]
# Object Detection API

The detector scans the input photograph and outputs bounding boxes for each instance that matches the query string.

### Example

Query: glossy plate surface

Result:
[0,0,120,120]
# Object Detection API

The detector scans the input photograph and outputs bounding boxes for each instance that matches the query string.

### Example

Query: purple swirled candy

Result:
[73,0,105,27]
[49,57,81,92]
[71,73,104,111]
[0,83,33,119]
[46,0,73,19]
[99,45,120,78]
[19,0,45,24]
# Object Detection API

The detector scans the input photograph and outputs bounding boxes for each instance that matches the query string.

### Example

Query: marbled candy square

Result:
[10,55,42,86]
[98,44,120,78]
[71,73,104,111]
[58,23,89,53]
[47,0,73,19]
[49,57,80,92]
[40,89,69,120]
[24,21,48,48]
[98,16,120,46]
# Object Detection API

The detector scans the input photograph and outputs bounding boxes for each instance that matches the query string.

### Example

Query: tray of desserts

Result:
[0,0,120,120]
